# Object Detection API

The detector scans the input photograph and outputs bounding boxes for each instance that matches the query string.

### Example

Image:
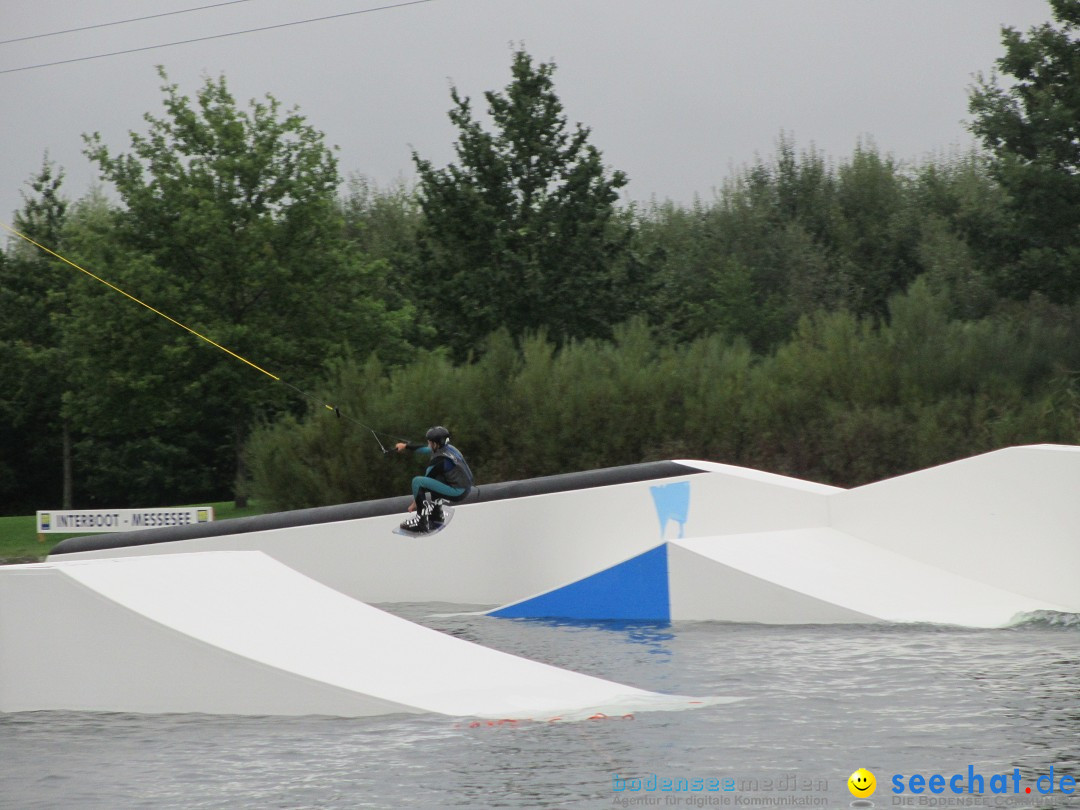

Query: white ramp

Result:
[831,444,1080,609]
[488,529,1069,627]
[44,446,1080,625]
[0,551,728,718]
[48,461,836,605]
[669,530,1071,627]
[487,446,1080,624]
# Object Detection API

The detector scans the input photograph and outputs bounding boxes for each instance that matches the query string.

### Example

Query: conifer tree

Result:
[413,49,636,357]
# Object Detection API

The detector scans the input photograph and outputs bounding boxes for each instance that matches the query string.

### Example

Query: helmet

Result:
[425,425,451,447]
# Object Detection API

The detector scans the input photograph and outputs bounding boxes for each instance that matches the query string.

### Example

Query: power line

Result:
[0,0,438,76]
[0,1,261,47]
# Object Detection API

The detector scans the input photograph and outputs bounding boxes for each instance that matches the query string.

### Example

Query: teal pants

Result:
[412,476,466,508]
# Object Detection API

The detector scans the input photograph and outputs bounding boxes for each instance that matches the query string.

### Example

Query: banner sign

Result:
[37,507,214,534]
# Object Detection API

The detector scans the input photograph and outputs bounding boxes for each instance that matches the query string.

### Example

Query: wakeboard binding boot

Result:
[398,495,444,534]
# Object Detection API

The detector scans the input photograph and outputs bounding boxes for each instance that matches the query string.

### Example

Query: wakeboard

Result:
[392,505,454,537]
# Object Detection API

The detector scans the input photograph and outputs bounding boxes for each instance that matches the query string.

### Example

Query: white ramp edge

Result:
[0,551,733,718]
[670,529,1073,628]
[831,444,1080,609]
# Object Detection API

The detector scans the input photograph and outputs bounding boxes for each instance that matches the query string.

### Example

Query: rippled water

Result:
[2,608,1078,809]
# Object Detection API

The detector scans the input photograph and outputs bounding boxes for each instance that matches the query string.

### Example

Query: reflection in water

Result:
[504,615,675,654]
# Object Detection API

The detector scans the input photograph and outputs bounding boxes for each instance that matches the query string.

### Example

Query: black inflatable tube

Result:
[49,460,705,556]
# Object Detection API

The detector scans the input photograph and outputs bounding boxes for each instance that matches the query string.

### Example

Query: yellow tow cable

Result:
[0,220,394,450]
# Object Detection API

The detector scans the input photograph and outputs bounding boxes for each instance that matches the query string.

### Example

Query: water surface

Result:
[2,607,1077,809]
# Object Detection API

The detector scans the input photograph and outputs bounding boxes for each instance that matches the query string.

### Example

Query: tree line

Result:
[3,3,1080,513]
[248,300,1080,511]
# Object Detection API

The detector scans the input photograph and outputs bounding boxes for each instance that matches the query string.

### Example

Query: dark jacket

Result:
[410,442,474,492]
[429,443,474,492]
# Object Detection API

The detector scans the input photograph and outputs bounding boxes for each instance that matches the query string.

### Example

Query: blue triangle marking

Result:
[489,544,670,621]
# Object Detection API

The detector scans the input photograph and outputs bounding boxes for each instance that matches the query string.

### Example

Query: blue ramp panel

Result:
[489,545,670,621]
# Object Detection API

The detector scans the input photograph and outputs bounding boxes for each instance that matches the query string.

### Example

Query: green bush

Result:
[247,283,1079,509]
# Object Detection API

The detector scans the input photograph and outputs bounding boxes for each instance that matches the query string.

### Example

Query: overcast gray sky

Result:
[0,0,1054,230]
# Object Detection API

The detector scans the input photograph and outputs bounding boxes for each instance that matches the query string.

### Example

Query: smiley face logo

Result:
[848,768,876,798]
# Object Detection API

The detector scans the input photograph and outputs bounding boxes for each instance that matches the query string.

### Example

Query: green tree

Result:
[833,142,922,318]
[632,199,770,347]
[412,48,636,357]
[77,68,410,506]
[968,0,1080,302]
[339,175,431,355]
[639,138,926,351]
[0,158,74,512]
[909,153,1006,318]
